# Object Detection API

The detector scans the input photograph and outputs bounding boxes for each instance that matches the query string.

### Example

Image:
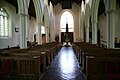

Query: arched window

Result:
[0,7,9,37]
[60,11,74,32]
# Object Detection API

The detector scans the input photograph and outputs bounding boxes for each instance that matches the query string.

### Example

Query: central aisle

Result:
[40,47,85,80]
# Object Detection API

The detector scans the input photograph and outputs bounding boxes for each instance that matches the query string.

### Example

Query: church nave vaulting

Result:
[0,0,120,80]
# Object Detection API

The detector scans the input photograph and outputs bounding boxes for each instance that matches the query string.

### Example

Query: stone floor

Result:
[40,46,85,80]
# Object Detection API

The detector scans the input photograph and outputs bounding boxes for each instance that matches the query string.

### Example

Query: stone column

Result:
[86,27,89,42]
[19,14,28,49]
[50,28,55,42]
[46,26,49,43]
[80,14,84,42]
[106,0,116,48]
[92,21,97,44]
[38,22,42,45]
[106,11,115,48]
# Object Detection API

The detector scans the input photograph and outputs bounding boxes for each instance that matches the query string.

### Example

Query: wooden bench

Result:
[81,49,120,70]
[0,43,62,72]
[86,57,120,80]
[73,42,120,73]
[0,56,41,80]
[0,43,62,78]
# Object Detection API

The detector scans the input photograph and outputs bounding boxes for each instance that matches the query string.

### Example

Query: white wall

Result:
[49,2,55,42]
[0,1,20,49]
[0,1,37,49]
[54,3,82,42]
[28,16,37,42]
[115,4,120,41]
[98,13,107,45]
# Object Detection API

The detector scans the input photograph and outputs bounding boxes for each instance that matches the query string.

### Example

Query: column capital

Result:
[46,26,49,28]
[85,26,90,28]
[38,22,42,25]
[106,9,116,14]
[50,28,55,30]
[91,20,98,24]
[19,13,28,16]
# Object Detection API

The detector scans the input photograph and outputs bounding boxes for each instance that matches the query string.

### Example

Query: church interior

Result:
[0,0,120,80]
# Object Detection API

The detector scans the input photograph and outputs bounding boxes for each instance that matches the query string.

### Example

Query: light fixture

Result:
[15,27,19,32]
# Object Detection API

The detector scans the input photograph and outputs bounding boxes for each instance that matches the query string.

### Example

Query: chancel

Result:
[65,13,69,46]
[0,0,120,80]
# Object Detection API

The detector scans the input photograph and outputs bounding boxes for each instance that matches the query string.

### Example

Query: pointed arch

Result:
[85,4,90,27]
[32,0,42,23]
[90,0,100,44]
[60,11,74,32]
[32,0,43,44]
[60,10,74,43]
[17,0,43,48]
[42,6,50,43]
[42,5,50,27]
[91,0,100,23]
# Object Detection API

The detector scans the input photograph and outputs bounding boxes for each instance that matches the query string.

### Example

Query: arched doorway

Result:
[60,11,74,43]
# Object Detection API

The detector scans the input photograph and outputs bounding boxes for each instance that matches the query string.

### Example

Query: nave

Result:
[40,46,85,80]
[1,42,120,80]
[0,43,62,80]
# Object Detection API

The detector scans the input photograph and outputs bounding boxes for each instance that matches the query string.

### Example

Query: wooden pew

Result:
[73,42,120,71]
[3,43,61,70]
[86,57,120,80]
[73,42,107,62]
[0,48,46,74]
[73,42,120,80]
[0,42,62,78]
[0,56,41,80]
[29,51,47,73]
[81,49,120,71]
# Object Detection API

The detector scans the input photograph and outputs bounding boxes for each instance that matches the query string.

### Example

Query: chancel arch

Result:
[60,10,74,43]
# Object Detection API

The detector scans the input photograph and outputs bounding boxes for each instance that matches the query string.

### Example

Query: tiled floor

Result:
[40,46,85,80]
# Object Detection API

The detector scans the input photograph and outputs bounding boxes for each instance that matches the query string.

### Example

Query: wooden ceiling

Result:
[5,0,36,18]
[48,0,83,5]
[117,0,120,7]
[98,0,105,16]
[4,0,108,18]
[4,0,84,18]
[5,0,18,13]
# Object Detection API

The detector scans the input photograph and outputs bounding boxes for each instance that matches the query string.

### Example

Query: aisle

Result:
[40,47,85,80]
